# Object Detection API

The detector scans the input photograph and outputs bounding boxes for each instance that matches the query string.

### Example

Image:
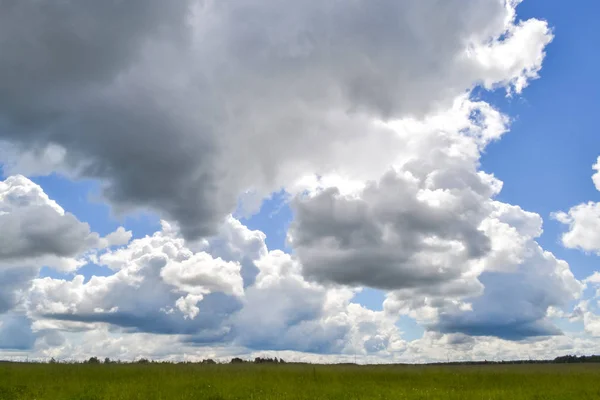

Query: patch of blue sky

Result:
[397,316,425,342]
[29,174,160,281]
[31,174,161,239]
[478,0,600,280]
[240,189,293,252]
[352,288,385,312]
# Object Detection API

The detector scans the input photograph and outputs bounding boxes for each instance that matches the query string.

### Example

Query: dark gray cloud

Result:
[0,207,94,260]
[290,170,491,290]
[435,318,562,341]
[0,0,565,356]
[0,0,546,240]
[46,292,242,338]
[0,0,190,124]
[0,175,100,262]
[25,219,256,338]
[384,199,583,341]
[430,261,579,340]
[28,222,401,356]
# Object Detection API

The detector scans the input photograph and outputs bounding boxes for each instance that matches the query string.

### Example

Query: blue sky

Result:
[479,0,600,280]
[2,0,600,362]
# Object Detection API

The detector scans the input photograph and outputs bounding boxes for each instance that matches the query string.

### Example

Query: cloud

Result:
[288,100,582,340]
[553,202,600,254]
[384,201,582,340]
[2,0,584,359]
[0,175,128,264]
[161,253,244,299]
[0,0,552,240]
[0,175,127,318]
[0,266,37,314]
[398,331,600,364]
[291,170,491,290]
[101,227,133,248]
[289,98,510,292]
[23,216,404,357]
[572,275,600,337]
[26,219,250,335]
[553,157,600,254]
[0,176,90,258]
[585,272,600,285]
[232,250,403,355]
[593,157,600,192]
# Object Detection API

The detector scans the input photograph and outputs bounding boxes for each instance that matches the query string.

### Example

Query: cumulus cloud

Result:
[23,216,403,357]
[593,157,600,191]
[290,169,491,290]
[0,176,93,260]
[233,250,403,355]
[569,273,600,337]
[0,0,552,239]
[3,0,587,359]
[289,98,509,291]
[384,201,582,340]
[0,314,35,350]
[553,157,600,254]
[0,175,127,325]
[554,202,600,254]
[0,266,37,314]
[398,331,600,364]
[26,219,249,335]
[289,95,582,340]
[0,175,129,264]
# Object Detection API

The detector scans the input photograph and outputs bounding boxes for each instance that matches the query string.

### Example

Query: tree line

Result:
[67,356,287,365]
[24,354,600,365]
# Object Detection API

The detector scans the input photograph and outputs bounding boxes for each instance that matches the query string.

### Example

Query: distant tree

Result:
[254,357,279,364]
[553,354,600,364]
[49,357,57,364]
[136,358,150,364]
[202,359,216,364]
[104,357,111,364]
[230,357,245,364]
[86,357,100,364]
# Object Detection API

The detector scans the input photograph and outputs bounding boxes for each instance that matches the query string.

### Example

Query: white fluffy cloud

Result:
[0,175,127,315]
[233,250,403,355]
[0,175,95,262]
[554,202,600,254]
[593,157,600,192]
[26,219,248,330]
[22,216,404,357]
[289,98,507,292]
[382,199,582,340]
[553,156,600,254]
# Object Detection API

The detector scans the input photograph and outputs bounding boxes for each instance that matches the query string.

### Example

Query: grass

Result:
[1,362,600,399]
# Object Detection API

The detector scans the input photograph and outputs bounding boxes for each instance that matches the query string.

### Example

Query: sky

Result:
[1,0,600,363]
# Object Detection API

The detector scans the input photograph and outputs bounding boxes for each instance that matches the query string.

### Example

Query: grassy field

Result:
[1,362,600,399]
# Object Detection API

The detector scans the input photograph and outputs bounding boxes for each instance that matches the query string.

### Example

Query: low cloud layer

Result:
[554,157,600,254]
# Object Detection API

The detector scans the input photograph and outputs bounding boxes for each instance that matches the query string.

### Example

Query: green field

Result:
[1,362,600,399]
